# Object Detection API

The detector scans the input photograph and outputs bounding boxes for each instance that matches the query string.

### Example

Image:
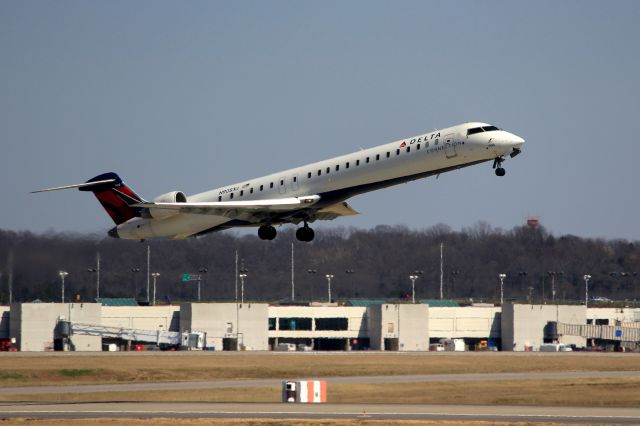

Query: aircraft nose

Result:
[506,133,524,158]
[512,134,525,146]
[502,131,524,148]
[108,226,119,238]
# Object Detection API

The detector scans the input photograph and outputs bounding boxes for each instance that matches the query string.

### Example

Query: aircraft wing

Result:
[133,195,359,224]
[133,195,321,218]
[315,202,359,220]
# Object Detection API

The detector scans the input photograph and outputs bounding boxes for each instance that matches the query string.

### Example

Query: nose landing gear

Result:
[493,156,506,177]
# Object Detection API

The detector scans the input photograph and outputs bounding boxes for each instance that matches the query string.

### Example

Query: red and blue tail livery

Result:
[78,173,144,225]
[31,172,145,226]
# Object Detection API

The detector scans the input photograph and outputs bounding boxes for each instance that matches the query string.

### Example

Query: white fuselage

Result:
[116,122,524,239]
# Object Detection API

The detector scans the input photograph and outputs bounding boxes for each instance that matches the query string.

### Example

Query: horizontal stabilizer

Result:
[31,179,116,193]
[32,172,145,225]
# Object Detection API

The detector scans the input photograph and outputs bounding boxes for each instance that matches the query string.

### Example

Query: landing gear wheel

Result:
[296,226,315,242]
[492,156,506,177]
[258,225,277,240]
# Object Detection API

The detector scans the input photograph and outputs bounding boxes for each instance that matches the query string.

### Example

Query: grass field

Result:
[3,377,639,407]
[0,352,638,408]
[0,352,638,387]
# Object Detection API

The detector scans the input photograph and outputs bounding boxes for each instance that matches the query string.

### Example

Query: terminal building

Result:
[0,301,638,352]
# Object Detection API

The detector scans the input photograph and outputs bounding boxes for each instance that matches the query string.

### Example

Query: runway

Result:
[1,401,640,423]
[1,369,638,395]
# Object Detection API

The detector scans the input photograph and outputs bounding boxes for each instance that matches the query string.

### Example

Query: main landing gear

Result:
[258,224,277,240]
[257,223,315,242]
[296,224,315,242]
[493,156,506,177]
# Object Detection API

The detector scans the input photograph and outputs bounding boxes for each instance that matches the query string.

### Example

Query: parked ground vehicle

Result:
[540,343,573,352]
[0,338,17,351]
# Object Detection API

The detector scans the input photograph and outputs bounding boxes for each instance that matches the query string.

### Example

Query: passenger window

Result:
[396,149,400,155]
[218,196,222,202]
[406,146,410,153]
[240,190,244,196]
[326,167,330,174]
[425,141,429,148]
[293,176,297,182]
[386,152,390,158]
[375,154,379,161]
[230,193,234,199]
[346,162,350,169]
[417,144,420,150]
[260,185,264,191]
[356,160,360,166]
[434,139,439,145]
[270,182,274,188]
[366,157,370,163]
[280,179,284,186]
[250,188,254,194]
[335,165,339,171]
[308,172,312,178]
[318,169,321,176]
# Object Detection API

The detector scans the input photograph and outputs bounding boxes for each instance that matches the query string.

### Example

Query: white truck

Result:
[440,338,465,351]
[539,343,573,352]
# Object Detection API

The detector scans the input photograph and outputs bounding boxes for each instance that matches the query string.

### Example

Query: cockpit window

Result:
[467,127,484,136]
[482,125,499,132]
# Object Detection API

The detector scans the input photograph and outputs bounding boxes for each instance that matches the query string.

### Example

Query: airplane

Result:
[33,122,524,241]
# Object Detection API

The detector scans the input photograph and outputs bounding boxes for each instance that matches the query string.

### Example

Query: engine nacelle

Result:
[148,191,187,219]
[153,191,187,203]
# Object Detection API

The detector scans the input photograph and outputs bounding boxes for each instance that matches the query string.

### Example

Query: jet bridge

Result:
[549,321,640,342]
[56,321,205,349]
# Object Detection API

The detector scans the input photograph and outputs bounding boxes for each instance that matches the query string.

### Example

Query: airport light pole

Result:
[87,252,101,300]
[409,275,419,304]
[498,273,506,305]
[151,272,160,306]
[239,273,247,305]
[58,271,68,303]
[198,268,208,302]
[584,274,592,308]
[325,274,334,303]
[547,271,563,304]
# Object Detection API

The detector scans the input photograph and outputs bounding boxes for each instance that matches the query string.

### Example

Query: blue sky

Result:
[1,1,639,239]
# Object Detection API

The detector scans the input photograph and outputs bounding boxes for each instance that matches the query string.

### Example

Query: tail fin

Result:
[79,173,145,225]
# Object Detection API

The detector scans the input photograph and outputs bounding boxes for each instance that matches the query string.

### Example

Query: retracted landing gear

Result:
[296,223,315,242]
[258,224,277,240]
[493,156,506,177]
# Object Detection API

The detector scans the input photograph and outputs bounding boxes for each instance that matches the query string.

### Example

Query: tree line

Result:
[0,223,638,305]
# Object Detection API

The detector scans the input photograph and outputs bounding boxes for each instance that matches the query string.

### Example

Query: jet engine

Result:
[147,191,187,219]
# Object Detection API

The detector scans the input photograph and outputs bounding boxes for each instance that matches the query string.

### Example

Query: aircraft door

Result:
[291,175,299,192]
[444,134,457,159]
[279,177,286,194]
